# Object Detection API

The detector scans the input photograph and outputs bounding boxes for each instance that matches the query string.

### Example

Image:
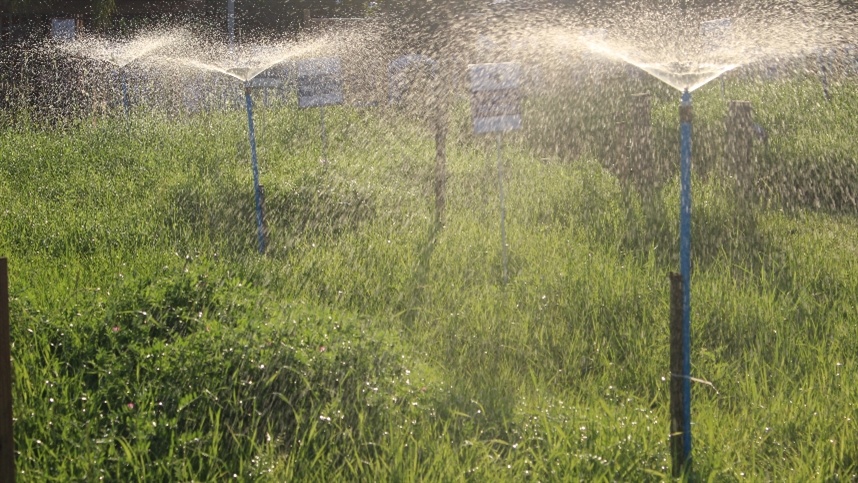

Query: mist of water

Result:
[57,29,188,68]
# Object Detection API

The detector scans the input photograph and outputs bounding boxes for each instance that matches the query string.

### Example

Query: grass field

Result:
[1,74,857,480]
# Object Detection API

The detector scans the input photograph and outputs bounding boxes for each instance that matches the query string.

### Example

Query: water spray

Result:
[120,68,130,116]
[57,32,184,117]
[244,83,267,254]
[700,18,732,100]
[298,58,345,164]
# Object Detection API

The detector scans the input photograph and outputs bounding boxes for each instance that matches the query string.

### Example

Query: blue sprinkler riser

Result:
[679,89,693,462]
[245,84,266,254]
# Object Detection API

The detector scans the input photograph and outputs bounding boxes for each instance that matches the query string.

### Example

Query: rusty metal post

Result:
[0,258,15,483]
[669,272,689,478]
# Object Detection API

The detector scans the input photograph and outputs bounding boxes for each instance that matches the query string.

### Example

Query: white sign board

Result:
[51,18,77,41]
[468,63,522,134]
[701,18,732,56]
[388,54,436,104]
[297,58,344,108]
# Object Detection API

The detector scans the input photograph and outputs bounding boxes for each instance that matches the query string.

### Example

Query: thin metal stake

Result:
[245,84,267,254]
[497,133,508,284]
[679,89,693,468]
[120,69,130,116]
[320,106,328,163]
[669,273,687,476]
[227,0,235,48]
[819,53,831,101]
[0,258,14,483]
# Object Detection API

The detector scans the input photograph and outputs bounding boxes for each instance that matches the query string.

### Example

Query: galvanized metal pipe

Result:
[245,84,266,254]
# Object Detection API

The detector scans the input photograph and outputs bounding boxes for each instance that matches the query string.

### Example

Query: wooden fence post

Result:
[0,258,15,483]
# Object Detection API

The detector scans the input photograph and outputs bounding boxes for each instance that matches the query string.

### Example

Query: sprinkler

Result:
[244,83,267,254]
[678,88,693,465]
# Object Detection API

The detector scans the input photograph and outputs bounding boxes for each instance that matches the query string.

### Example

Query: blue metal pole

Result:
[679,89,693,463]
[245,84,266,254]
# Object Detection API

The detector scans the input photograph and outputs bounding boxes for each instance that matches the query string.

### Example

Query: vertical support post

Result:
[678,89,693,470]
[120,69,130,116]
[669,273,688,477]
[0,258,15,483]
[497,133,508,285]
[434,113,448,227]
[725,101,754,199]
[227,0,235,48]
[818,52,830,101]
[320,106,328,164]
[245,85,267,254]
[259,184,269,244]
[612,120,628,182]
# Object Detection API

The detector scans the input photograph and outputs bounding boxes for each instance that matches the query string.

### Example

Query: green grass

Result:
[1,75,857,480]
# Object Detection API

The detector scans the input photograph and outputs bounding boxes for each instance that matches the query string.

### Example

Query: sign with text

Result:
[468,62,522,134]
[297,58,344,108]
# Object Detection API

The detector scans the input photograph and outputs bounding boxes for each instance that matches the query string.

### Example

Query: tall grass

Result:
[1,76,857,480]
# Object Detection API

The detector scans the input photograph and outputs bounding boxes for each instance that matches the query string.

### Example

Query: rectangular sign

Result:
[297,57,344,108]
[468,62,522,134]
[51,18,77,41]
